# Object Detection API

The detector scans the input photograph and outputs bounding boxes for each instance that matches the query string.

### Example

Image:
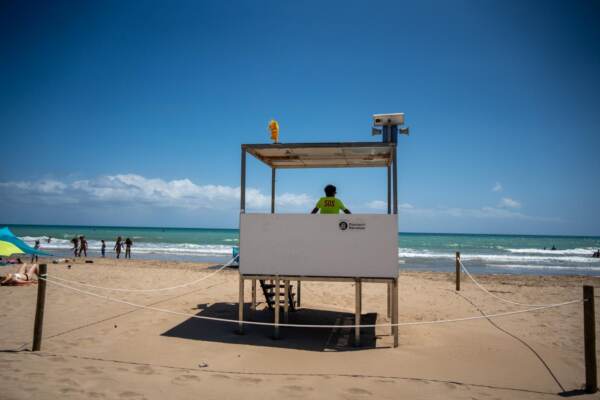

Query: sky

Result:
[1,0,599,235]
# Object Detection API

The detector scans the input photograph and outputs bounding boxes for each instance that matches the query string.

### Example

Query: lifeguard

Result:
[311,184,351,214]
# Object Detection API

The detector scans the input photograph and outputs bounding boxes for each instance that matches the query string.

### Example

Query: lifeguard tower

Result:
[238,113,408,347]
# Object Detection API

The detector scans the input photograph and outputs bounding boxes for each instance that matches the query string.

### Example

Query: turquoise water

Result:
[5,224,600,276]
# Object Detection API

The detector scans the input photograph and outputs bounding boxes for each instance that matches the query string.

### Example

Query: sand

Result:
[1,258,599,399]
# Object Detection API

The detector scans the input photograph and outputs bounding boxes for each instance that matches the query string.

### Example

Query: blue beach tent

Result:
[0,227,52,257]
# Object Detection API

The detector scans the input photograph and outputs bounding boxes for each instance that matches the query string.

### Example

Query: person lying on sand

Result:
[1,263,40,285]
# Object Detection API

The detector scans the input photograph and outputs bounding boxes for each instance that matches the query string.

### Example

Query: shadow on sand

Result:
[162,302,384,351]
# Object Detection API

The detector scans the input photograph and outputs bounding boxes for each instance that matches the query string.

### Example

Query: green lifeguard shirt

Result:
[315,196,347,214]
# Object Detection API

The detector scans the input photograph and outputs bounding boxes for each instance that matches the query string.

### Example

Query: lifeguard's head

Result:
[324,184,336,197]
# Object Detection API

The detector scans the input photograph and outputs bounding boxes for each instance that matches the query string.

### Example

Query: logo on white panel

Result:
[338,220,366,231]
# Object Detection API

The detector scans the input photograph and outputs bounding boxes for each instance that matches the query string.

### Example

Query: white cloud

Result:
[0,174,313,211]
[366,201,414,211]
[499,197,521,209]
[363,200,542,220]
[366,200,387,210]
[383,203,556,222]
[492,182,503,192]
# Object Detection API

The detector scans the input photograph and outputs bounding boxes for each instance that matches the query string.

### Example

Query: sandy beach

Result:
[1,258,599,399]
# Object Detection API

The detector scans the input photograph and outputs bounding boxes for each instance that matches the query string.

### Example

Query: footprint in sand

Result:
[238,376,262,384]
[124,328,141,337]
[60,387,85,395]
[172,374,201,384]
[58,378,81,387]
[83,366,102,374]
[211,374,231,380]
[48,356,67,363]
[57,368,76,374]
[87,391,106,399]
[76,337,98,346]
[118,390,146,399]
[346,388,372,395]
[281,385,314,393]
[134,365,154,375]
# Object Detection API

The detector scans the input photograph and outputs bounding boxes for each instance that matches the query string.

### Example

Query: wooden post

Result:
[251,279,257,312]
[32,264,47,351]
[392,278,399,347]
[387,165,391,214]
[273,278,280,339]
[240,147,246,213]
[387,281,392,319]
[271,168,276,214]
[392,145,398,214]
[584,285,598,393]
[237,275,245,334]
[296,280,301,307]
[354,279,362,347]
[455,252,461,291]
[283,280,289,323]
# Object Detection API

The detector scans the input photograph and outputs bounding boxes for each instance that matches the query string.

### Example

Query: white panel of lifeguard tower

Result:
[240,214,398,278]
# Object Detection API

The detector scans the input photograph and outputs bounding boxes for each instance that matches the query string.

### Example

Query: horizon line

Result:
[2,222,599,239]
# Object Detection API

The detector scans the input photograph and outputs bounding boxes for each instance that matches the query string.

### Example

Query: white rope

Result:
[46,256,238,293]
[40,276,581,329]
[459,259,580,307]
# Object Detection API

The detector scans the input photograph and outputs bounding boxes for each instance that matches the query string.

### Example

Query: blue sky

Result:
[1,0,599,235]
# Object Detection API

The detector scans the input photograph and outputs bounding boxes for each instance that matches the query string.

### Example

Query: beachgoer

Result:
[71,237,79,256]
[551,245,557,251]
[311,184,351,214]
[1,263,39,285]
[47,236,51,243]
[101,240,106,257]
[78,236,88,257]
[593,249,600,258]
[125,238,133,259]
[114,236,122,259]
[31,240,40,263]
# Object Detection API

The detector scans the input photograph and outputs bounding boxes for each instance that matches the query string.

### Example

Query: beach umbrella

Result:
[0,227,52,257]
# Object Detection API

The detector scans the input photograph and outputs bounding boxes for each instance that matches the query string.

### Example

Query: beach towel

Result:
[1,280,37,286]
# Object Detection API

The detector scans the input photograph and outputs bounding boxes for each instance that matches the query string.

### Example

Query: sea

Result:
[4,224,600,276]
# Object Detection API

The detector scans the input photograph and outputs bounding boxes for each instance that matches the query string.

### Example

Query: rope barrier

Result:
[46,256,238,293]
[40,275,582,329]
[458,259,581,307]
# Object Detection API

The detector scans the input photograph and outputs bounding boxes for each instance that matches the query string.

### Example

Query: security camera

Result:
[372,113,405,126]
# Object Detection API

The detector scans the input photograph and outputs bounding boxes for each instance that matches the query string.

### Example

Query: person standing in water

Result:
[114,236,122,259]
[311,184,351,214]
[101,240,106,258]
[71,236,79,256]
[125,237,133,259]
[78,236,88,257]
[31,240,40,262]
